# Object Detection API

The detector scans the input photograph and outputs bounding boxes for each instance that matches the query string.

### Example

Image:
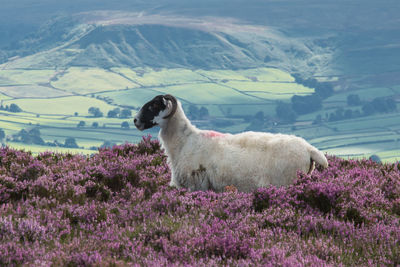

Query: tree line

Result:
[88,107,132,118]
[275,75,397,124]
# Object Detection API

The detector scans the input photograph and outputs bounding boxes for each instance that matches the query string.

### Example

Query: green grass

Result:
[39,126,138,143]
[111,67,209,86]
[0,92,12,100]
[325,87,394,103]
[51,67,137,94]
[155,83,266,104]
[391,85,400,93]
[217,104,277,116]
[225,81,313,100]
[0,109,144,153]
[196,67,294,82]
[324,142,400,162]
[6,141,96,156]
[217,122,251,133]
[315,133,399,150]
[95,88,165,108]
[0,85,71,98]
[369,149,400,162]
[239,67,295,82]
[196,69,253,81]
[309,131,394,144]
[3,95,118,116]
[0,69,56,85]
[328,113,400,132]
[191,104,225,117]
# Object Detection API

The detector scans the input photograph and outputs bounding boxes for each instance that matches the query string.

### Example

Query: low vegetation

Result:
[0,137,399,266]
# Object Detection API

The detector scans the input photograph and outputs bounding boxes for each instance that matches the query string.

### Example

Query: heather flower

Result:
[0,138,399,265]
[17,218,47,242]
[0,216,14,240]
[67,251,102,266]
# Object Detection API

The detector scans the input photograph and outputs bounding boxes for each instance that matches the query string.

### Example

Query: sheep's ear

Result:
[162,94,177,119]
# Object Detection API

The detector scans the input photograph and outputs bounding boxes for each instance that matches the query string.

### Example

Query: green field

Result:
[51,67,138,94]
[155,83,268,104]
[0,85,71,98]
[196,67,294,82]
[111,67,209,86]
[95,88,167,108]
[0,69,56,85]
[325,87,394,103]
[3,96,118,116]
[0,92,12,100]
[0,65,398,162]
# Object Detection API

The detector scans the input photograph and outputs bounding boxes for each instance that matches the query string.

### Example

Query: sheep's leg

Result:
[307,159,315,174]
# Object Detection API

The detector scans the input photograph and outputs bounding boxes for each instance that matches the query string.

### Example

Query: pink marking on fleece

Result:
[203,130,226,138]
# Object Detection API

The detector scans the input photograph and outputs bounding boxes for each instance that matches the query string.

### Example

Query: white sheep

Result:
[134,94,328,192]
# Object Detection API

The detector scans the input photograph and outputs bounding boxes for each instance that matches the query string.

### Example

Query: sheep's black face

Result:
[134,95,168,131]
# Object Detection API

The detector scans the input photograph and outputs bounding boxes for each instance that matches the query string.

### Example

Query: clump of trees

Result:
[11,127,81,148]
[107,108,132,118]
[276,102,297,123]
[347,94,361,106]
[0,128,5,143]
[64,137,79,148]
[186,105,209,120]
[121,121,130,129]
[245,111,268,131]
[12,128,45,145]
[0,103,22,113]
[274,74,397,125]
[273,75,334,123]
[77,121,86,128]
[88,107,103,117]
[291,94,323,115]
[362,97,396,116]
[87,106,133,119]
[324,95,396,123]
[100,140,116,149]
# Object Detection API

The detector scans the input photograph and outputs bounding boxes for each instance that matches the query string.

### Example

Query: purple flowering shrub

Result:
[0,135,399,266]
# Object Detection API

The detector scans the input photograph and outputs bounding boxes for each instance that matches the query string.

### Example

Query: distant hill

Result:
[2,13,334,77]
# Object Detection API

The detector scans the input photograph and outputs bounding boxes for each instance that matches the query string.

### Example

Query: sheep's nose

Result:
[134,118,137,124]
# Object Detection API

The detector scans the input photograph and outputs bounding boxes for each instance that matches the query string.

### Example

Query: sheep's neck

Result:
[159,110,196,162]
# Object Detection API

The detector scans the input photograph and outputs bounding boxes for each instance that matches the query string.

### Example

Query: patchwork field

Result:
[0,65,398,162]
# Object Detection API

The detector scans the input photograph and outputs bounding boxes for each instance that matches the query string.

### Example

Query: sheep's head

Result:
[134,94,177,130]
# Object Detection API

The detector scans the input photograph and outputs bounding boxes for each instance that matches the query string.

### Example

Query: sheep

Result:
[134,94,328,192]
